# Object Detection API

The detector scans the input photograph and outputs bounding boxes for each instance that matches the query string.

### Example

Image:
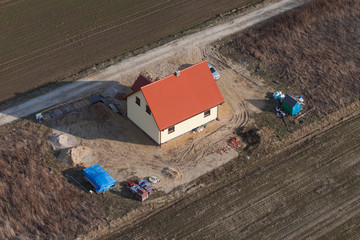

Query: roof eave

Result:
[158,101,224,131]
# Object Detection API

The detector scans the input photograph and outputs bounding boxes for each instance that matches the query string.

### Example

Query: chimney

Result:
[175,69,180,77]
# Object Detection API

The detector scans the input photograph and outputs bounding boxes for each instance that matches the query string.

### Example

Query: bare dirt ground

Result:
[43,45,260,194]
[0,0,307,125]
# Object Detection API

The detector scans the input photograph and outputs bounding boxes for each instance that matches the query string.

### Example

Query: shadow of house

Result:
[178,63,193,70]
[246,92,280,112]
[19,81,158,146]
[246,99,276,112]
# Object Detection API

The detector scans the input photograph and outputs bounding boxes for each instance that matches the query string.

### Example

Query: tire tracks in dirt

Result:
[175,44,251,164]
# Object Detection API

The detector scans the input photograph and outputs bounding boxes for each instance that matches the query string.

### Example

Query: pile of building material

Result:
[216,136,242,155]
[126,178,156,201]
[192,124,207,133]
[227,136,241,148]
[36,92,125,123]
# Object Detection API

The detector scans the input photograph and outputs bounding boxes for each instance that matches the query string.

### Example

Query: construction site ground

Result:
[44,45,264,194]
[1,0,359,239]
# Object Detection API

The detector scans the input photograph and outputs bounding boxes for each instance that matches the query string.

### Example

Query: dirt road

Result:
[98,113,360,240]
[0,0,306,126]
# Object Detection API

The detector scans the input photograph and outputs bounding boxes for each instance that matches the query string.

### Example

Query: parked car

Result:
[208,63,220,80]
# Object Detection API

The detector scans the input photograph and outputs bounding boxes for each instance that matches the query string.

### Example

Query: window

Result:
[204,109,211,117]
[146,105,151,115]
[136,97,141,106]
[168,126,175,134]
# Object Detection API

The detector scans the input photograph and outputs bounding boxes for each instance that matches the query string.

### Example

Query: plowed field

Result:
[0,0,259,102]
[100,113,360,240]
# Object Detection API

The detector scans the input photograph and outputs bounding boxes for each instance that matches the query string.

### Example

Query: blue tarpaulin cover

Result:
[83,164,116,193]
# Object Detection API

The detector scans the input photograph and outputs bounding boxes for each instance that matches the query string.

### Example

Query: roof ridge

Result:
[139,60,224,130]
[140,60,207,91]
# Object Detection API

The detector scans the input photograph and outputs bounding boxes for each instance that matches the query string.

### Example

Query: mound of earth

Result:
[70,146,97,167]
[48,133,79,150]
[162,167,182,179]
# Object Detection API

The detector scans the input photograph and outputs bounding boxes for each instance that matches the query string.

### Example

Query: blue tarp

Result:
[83,164,116,193]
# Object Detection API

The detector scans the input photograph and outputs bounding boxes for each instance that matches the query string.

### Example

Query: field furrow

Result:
[100,114,360,239]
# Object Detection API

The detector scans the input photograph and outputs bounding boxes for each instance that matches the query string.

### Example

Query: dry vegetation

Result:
[0,121,103,239]
[220,0,360,116]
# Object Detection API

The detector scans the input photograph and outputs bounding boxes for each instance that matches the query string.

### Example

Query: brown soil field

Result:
[100,111,360,240]
[0,0,260,103]
[219,0,360,116]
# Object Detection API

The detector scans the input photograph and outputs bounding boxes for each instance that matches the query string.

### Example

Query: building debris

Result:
[192,124,207,133]
[35,91,125,123]
[88,94,104,104]
[216,136,242,155]
[108,103,119,113]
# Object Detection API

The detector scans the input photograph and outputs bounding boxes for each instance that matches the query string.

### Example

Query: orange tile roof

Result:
[141,60,224,130]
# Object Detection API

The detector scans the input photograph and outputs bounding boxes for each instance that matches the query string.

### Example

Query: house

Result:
[282,94,301,115]
[125,60,224,145]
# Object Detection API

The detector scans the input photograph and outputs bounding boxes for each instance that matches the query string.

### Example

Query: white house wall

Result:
[160,106,218,144]
[127,91,160,144]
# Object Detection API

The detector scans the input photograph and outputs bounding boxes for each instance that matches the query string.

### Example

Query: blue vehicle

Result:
[83,164,116,193]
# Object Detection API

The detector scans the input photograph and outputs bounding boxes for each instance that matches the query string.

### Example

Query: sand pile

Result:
[70,146,97,167]
[48,133,79,150]
[162,167,182,179]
